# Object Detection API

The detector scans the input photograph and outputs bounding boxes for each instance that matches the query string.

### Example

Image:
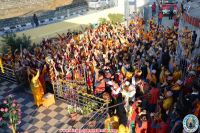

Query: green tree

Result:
[1,33,31,55]
[108,13,124,24]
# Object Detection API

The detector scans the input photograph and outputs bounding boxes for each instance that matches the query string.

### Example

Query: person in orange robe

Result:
[135,111,148,133]
[0,57,4,73]
[31,70,45,107]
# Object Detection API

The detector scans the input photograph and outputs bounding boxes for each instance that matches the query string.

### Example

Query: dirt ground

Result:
[0,0,75,19]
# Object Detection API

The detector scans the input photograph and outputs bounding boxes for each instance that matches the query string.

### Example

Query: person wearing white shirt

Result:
[121,81,136,111]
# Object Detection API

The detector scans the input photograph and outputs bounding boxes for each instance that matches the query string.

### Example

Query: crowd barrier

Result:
[0,63,28,85]
[183,13,200,28]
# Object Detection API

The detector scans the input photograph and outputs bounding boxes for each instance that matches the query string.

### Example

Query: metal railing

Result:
[52,80,109,129]
[0,63,27,84]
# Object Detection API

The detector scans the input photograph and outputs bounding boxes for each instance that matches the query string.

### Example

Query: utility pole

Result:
[124,0,130,26]
[128,0,137,19]
[134,0,137,13]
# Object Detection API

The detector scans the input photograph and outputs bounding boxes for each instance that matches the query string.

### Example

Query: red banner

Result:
[183,13,200,28]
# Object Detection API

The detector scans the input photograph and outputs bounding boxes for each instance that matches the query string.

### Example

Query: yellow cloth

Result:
[42,93,55,107]
[0,58,4,73]
[173,70,182,82]
[121,66,127,76]
[150,75,157,84]
[118,124,130,133]
[31,70,44,107]
[159,71,165,84]
[163,97,173,110]
[121,66,133,80]
[146,68,152,81]
[74,71,79,80]
[172,84,181,91]
[126,72,133,80]
[104,116,119,130]
[108,40,112,47]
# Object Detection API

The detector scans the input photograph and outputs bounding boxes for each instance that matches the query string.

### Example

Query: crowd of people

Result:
[0,6,200,133]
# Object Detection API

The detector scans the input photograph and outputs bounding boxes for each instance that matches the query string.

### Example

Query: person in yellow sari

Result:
[163,91,173,111]
[0,57,4,73]
[147,68,157,85]
[159,67,166,85]
[172,68,182,82]
[104,115,119,130]
[31,70,45,107]
[151,72,157,85]
[118,124,130,133]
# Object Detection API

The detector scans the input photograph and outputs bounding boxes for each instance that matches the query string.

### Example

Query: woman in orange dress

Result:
[31,70,45,107]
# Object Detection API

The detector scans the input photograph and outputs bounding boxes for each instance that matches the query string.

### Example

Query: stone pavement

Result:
[0,81,91,133]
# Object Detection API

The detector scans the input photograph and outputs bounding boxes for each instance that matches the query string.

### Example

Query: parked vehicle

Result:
[160,0,178,14]
[88,0,111,9]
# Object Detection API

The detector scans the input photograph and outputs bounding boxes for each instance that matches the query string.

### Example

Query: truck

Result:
[88,0,111,9]
[160,0,178,15]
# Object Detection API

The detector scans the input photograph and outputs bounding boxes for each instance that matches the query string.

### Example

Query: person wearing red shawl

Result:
[148,82,159,113]
[86,71,93,93]
[130,99,142,124]
[95,79,105,96]
[183,71,196,94]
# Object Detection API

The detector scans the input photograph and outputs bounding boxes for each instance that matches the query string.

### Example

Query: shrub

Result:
[98,18,108,24]
[108,13,124,24]
[1,33,31,55]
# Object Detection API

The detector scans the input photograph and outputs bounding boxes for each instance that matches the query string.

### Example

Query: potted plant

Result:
[67,106,78,121]
[0,95,21,133]
[88,120,96,129]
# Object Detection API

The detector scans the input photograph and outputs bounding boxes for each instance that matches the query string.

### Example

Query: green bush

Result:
[108,13,124,24]
[1,33,31,55]
[98,18,108,24]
